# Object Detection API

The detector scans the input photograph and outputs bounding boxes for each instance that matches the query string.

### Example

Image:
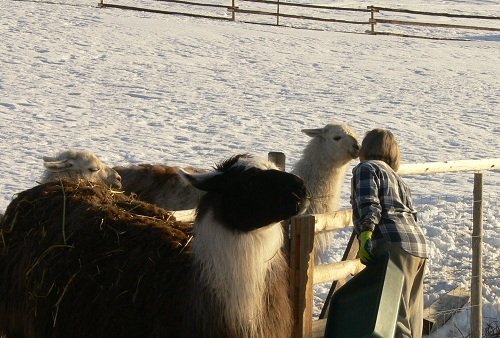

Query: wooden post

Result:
[99,0,103,7]
[289,215,315,338]
[277,0,280,26]
[268,151,286,171]
[231,0,235,21]
[471,173,483,338]
[367,6,376,34]
[268,152,290,260]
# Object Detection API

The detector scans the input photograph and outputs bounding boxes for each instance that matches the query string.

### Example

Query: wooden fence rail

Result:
[369,6,500,20]
[99,0,500,39]
[371,18,500,33]
[232,9,368,25]
[154,0,232,9]
[290,157,499,338]
[240,0,370,13]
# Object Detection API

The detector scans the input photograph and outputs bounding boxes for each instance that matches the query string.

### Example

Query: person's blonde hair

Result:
[359,128,401,171]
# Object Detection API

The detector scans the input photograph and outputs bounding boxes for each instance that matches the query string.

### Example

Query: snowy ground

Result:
[0,0,499,336]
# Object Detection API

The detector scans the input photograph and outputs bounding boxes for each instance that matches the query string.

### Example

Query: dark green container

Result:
[324,253,404,338]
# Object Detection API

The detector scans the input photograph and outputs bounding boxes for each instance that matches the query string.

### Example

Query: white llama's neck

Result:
[295,158,351,214]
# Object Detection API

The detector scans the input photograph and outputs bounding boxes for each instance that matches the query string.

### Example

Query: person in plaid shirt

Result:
[351,128,428,338]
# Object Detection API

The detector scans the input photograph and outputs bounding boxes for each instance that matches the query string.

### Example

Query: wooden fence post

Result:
[290,215,315,338]
[268,151,289,255]
[277,0,280,26]
[471,173,483,338]
[268,151,286,171]
[231,0,235,21]
[367,5,377,34]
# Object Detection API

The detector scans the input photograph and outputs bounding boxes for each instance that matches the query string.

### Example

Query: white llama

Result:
[41,149,122,189]
[292,121,359,263]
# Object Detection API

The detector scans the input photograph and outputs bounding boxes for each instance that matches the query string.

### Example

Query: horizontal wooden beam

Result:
[311,209,352,233]
[423,286,470,334]
[369,6,500,20]
[172,209,196,222]
[155,0,233,9]
[100,3,233,20]
[313,259,365,285]
[234,9,368,24]
[241,0,370,12]
[375,18,500,32]
[398,158,500,175]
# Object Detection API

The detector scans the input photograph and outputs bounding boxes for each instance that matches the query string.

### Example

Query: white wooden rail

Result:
[312,158,500,233]
[289,158,499,338]
[398,158,499,175]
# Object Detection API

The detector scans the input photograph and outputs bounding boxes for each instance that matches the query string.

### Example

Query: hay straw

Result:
[1,211,18,253]
[25,244,74,278]
[53,271,79,327]
[179,235,193,254]
[58,179,68,245]
[132,274,144,304]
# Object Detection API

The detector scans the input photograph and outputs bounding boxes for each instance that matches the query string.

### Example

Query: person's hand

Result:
[358,230,374,265]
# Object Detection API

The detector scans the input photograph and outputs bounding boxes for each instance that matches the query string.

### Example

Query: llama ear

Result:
[301,128,324,138]
[43,160,73,172]
[43,156,59,162]
[178,169,223,192]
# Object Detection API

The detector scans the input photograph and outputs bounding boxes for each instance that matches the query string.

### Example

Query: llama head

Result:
[180,154,308,232]
[42,149,122,189]
[301,121,359,165]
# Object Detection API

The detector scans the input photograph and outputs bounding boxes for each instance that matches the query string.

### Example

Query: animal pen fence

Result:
[98,0,500,40]
[268,154,499,338]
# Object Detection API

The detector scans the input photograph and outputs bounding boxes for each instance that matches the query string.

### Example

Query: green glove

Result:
[358,230,374,265]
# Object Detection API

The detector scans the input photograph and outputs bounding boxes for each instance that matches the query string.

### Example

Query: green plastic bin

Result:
[324,253,404,338]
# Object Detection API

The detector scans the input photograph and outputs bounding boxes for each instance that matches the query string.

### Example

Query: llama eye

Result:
[88,168,100,172]
[333,136,341,141]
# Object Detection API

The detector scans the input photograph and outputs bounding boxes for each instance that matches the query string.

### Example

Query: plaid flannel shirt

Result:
[351,160,428,258]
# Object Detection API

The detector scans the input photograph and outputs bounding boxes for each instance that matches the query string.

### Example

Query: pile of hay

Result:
[0,180,194,337]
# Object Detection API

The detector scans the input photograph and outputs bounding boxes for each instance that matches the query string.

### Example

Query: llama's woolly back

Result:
[114,163,206,211]
[0,181,193,337]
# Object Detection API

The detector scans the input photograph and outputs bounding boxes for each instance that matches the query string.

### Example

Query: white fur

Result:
[235,156,279,171]
[292,121,359,263]
[193,210,283,334]
[41,149,121,188]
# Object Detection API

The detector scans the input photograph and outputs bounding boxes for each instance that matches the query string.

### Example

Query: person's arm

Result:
[353,164,382,233]
[352,163,383,265]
